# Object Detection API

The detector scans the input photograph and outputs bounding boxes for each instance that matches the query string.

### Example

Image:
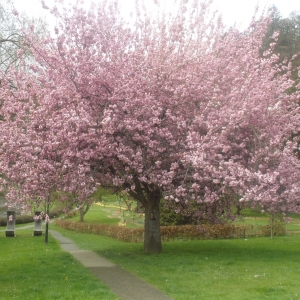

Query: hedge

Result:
[54,220,286,242]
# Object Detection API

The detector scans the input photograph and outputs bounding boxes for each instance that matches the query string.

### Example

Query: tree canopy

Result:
[0,0,300,253]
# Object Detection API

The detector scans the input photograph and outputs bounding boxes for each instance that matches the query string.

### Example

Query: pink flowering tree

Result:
[1,0,300,252]
[0,60,97,241]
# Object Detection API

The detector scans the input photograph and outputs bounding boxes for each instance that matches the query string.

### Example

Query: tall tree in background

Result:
[0,0,47,71]
[0,0,20,71]
[1,0,300,253]
[263,6,300,87]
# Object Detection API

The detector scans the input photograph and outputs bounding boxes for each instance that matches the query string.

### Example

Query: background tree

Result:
[0,0,47,72]
[1,0,300,253]
[262,7,300,89]
[0,0,21,71]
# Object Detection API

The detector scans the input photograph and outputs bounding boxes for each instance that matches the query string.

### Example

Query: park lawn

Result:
[67,201,300,232]
[66,201,144,228]
[0,229,118,300]
[2,203,300,300]
[234,216,300,232]
[51,225,300,300]
[234,216,269,226]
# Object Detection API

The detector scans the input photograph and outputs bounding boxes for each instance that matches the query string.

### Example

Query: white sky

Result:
[12,0,300,30]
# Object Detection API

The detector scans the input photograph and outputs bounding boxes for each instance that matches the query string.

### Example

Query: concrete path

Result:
[49,230,173,300]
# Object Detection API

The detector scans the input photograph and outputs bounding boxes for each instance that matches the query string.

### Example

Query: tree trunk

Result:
[127,185,163,253]
[79,203,90,222]
[143,196,162,253]
[79,210,84,222]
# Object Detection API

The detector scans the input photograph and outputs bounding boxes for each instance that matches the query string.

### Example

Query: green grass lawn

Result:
[2,203,300,300]
[66,201,144,228]
[235,209,300,232]
[0,228,118,300]
[51,225,300,300]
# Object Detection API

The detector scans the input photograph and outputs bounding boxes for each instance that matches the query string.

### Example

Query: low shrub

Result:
[16,215,34,224]
[49,206,64,218]
[55,219,144,242]
[54,220,286,242]
[0,214,33,226]
[0,218,6,226]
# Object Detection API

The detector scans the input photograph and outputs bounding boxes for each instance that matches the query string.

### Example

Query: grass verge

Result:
[0,228,118,300]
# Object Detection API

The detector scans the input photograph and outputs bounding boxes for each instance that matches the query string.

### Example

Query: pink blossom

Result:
[45,214,50,223]
[0,0,299,252]
[12,9,18,16]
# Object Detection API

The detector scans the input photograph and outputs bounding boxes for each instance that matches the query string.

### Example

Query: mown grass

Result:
[0,228,118,300]
[51,225,300,300]
[2,203,300,300]
[77,203,121,225]
[235,208,300,232]
[66,200,144,228]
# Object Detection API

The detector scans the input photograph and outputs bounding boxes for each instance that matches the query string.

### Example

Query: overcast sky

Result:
[12,0,300,29]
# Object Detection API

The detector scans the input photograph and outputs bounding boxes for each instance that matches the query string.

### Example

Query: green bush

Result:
[0,217,6,226]
[49,206,64,218]
[0,214,33,225]
[160,199,193,226]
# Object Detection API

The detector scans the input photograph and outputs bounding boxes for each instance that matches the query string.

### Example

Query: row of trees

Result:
[0,0,300,253]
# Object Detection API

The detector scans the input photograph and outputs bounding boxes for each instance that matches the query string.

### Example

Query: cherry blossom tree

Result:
[0,58,97,242]
[1,0,300,253]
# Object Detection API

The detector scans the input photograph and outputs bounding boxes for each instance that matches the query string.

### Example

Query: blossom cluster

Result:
[0,0,299,227]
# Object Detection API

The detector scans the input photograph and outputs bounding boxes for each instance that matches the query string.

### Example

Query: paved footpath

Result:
[49,230,173,300]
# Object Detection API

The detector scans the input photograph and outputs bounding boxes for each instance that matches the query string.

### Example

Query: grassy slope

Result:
[66,200,144,228]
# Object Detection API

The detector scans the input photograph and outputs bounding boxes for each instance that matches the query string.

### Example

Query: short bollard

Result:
[33,211,43,236]
[5,210,16,237]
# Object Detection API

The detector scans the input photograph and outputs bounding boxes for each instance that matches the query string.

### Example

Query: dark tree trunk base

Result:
[144,202,162,253]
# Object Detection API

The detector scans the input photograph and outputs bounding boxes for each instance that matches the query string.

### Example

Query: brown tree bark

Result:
[79,203,90,222]
[127,182,163,253]
[143,194,162,253]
